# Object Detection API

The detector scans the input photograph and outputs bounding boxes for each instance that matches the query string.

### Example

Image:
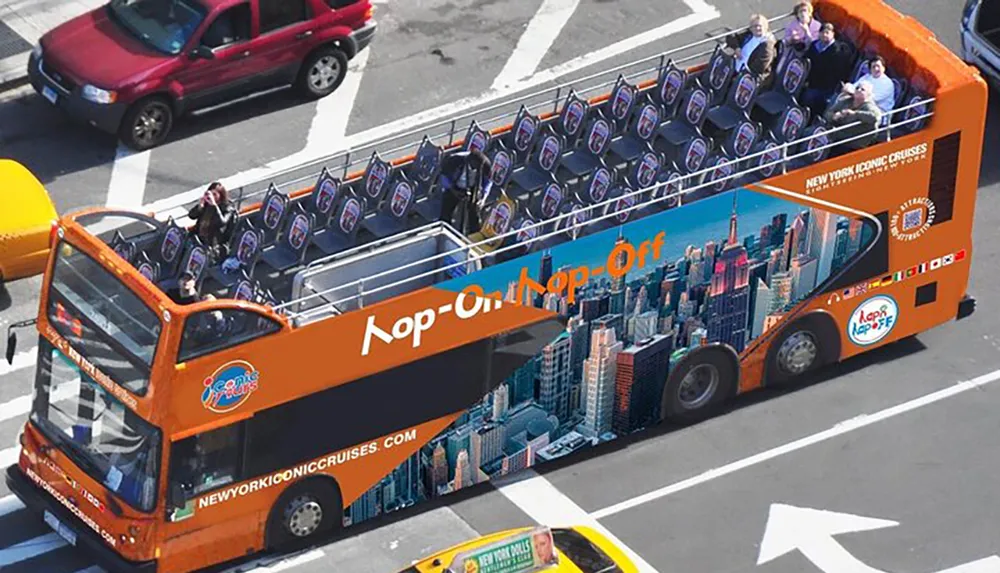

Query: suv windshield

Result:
[47,240,161,396]
[30,338,161,512]
[108,0,208,55]
[551,528,622,573]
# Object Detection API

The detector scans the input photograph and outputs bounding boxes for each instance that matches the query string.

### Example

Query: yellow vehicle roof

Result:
[0,159,56,232]
[404,526,633,573]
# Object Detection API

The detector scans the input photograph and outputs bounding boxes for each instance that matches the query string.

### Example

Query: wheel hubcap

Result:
[777,331,818,375]
[677,364,719,410]
[284,495,323,537]
[309,56,341,90]
[133,103,168,145]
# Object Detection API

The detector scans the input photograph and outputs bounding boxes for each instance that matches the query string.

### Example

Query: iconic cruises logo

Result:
[201,360,261,413]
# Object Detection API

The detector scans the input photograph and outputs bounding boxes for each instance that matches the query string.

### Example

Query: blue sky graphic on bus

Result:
[341,187,872,528]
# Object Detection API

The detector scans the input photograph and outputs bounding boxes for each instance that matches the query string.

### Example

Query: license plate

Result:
[41,85,58,105]
[43,510,77,546]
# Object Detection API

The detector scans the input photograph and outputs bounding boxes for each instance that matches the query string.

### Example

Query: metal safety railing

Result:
[277,96,936,325]
[207,12,798,212]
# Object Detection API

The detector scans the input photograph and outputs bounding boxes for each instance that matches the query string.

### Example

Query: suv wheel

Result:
[119,97,173,151]
[297,47,349,99]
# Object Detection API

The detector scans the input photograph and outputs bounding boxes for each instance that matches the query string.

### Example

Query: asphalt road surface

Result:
[2,0,999,572]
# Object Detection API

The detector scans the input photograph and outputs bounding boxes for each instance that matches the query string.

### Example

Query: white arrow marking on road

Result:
[492,0,581,90]
[937,557,1000,573]
[757,504,898,572]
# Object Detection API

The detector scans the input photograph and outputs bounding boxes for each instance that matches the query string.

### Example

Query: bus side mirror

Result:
[169,483,189,508]
[5,331,16,365]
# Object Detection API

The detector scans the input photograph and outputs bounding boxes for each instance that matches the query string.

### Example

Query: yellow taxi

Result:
[0,159,56,284]
[398,525,637,573]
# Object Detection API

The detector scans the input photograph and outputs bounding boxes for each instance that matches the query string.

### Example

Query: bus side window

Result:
[169,424,244,498]
[178,309,281,363]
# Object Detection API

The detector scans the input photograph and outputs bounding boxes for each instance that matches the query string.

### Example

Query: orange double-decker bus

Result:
[3,1,987,571]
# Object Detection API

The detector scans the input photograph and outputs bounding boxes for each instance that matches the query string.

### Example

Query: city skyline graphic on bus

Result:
[340,188,872,527]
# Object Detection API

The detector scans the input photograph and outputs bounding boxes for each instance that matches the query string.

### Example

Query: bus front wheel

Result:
[660,346,737,423]
[266,478,342,550]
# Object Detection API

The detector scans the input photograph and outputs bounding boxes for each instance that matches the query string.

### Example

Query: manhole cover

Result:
[0,21,30,60]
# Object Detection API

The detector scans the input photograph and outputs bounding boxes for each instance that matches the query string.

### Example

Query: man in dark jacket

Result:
[438,149,492,235]
[824,80,882,152]
[801,23,855,117]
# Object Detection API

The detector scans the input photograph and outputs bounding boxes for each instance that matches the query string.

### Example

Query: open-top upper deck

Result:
[63,0,978,330]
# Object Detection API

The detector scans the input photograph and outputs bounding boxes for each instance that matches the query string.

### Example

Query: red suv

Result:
[28,0,376,150]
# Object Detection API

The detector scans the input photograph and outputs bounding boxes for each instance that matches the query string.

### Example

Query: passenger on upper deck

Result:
[783,1,821,51]
[188,182,237,257]
[169,272,200,305]
[824,80,881,152]
[438,149,492,235]
[845,56,895,120]
[726,14,778,89]
[801,23,854,117]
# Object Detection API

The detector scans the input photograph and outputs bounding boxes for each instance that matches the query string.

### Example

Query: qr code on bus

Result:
[902,207,924,231]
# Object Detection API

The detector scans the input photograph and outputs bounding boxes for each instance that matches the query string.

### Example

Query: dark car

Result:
[28,0,377,150]
[961,0,1000,91]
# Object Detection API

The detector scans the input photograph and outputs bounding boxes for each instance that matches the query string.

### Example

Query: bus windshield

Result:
[30,338,161,512]
[47,240,161,396]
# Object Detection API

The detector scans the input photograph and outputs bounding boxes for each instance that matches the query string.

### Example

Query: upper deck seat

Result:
[654,80,711,153]
[109,230,137,265]
[752,55,810,121]
[480,141,515,209]
[691,152,739,201]
[890,92,931,139]
[253,184,291,248]
[645,168,684,213]
[355,151,394,220]
[589,181,640,234]
[534,200,593,249]
[302,168,343,236]
[553,90,592,149]
[310,189,366,256]
[572,164,615,207]
[508,126,566,196]
[134,252,161,285]
[606,93,662,168]
[522,182,566,233]
[208,218,263,288]
[788,120,832,168]
[699,45,736,108]
[407,136,445,223]
[158,237,208,292]
[227,272,258,302]
[260,204,315,273]
[491,212,542,264]
[502,105,543,165]
[363,172,417,239]
[704,71,760,137]
[461,120,492,155]
[741,136,785,185]
[557,112,614,179]
[765,103,810,148]
[619,150,664,201]
[148,217,188,280]
[601,75,640,137]
[651,59,688,120]
[665,134,711,181]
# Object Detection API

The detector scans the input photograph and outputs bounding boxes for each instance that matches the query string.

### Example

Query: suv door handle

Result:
[232,50,251,59]
[296,30,314,40]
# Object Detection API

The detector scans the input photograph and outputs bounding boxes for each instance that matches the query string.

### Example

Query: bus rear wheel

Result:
[266,479,342,551]
[660,346,737,423]
[765,313,839,387]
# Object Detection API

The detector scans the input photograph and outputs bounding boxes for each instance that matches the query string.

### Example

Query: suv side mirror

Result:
[189,46,215,60]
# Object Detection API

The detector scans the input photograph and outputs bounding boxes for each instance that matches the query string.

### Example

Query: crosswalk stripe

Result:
[0,532,66,567]
[0,494,26,518]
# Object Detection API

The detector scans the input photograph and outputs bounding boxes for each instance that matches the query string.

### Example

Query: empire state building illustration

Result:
[706,193,751,352]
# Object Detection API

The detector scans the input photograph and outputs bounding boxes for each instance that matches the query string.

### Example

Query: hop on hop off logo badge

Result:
[847,295,899,346]
[201,360,260,413]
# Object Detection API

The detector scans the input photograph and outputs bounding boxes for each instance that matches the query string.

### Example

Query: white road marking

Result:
[492,0,581,90]
[937,557,1000,572]
[0,532,65,567]
[304,46,372,155]
[250,549,325,571]
[496,469,661,573]
[0,494,26,518]
[590,367,1000,520]
[146,0,720,219]
[105,145,152,210]
[0,381,77,425]
[0,446,21,469]
[70,566,107,573]
[0,346,37,377]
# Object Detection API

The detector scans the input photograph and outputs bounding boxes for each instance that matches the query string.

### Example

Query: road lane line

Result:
[0,346,37,377]
[146,1,720,219]
[70,566,106,573]
[492,0,581,90]
[0,494,26,518]
[0,532,65,567]
[304,45,372,155]
[0,446,21,469]
[496,469,661,573]
[105,146,152,210]
[590,367,1000,520]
